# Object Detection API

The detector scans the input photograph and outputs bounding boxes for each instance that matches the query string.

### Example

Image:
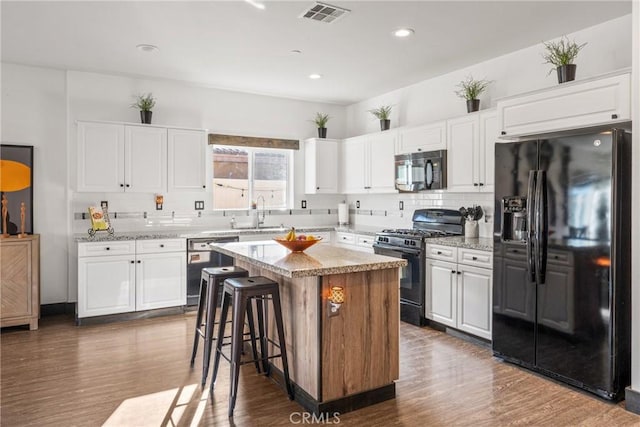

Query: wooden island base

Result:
[231,252,401,415]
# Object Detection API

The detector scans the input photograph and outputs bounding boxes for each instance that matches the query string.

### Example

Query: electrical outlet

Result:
[100,201,108,209]
[399,201,404,210]
[301,200,307,209]
[194,201,205,210]
[356,201,360,209]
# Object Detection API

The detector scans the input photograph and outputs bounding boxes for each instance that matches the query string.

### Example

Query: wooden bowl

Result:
[273,237,322,252]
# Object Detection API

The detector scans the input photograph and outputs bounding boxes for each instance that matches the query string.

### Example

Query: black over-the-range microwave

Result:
[394,150,447,192]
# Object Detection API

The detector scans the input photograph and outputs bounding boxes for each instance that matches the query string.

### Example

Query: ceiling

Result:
[1,1,632,105]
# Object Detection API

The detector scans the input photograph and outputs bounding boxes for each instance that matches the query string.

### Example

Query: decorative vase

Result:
[380,119,390,131]
[140,110,153,124]
[556,64,576,84]
[465,220,479,239]
[466,99,480,113]
[318,127,327,138]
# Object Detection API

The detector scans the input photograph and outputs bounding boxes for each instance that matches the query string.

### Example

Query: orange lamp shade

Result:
[329,286,345,304]
[0,160,31,192]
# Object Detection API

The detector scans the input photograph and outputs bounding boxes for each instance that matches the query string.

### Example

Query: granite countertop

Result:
[211,241,407,278]
[426,236,494,251]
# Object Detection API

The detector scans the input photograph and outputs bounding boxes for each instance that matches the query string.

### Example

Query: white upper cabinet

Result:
[342,131,397,194]
[77,122,125,192]
[447,110,497,193]
[396,121,446,154]
[497,72,631,138]
[305,138,339,194]
[77,121,207,193]
[124,125,167,193]
[168,129,207,192]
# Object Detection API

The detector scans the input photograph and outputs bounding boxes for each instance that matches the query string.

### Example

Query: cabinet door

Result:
[136,252,186,310]
[479,110,498,192]
[368,132,397,193]
[124,126,167,193]
[78,255,136,317]
[497,73,630,137]
[426,259,457,327]
[447,115,479,192]
[457,265,492,340]
[305,139,339,194]
[77,122,124,192]
[396,122,446,154]
[341,137,367,193]
[1,240,33,319]
[168,129,206,192]
[501,257,535,322]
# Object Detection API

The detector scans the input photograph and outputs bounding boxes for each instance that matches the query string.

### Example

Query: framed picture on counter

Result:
[0,144,34,235]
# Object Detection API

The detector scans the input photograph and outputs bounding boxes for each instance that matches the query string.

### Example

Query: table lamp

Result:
[0,159,31,238]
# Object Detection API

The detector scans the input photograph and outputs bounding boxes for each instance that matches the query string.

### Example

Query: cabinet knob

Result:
[554,255,559,259]
[473,183,479,187]
[512,249,519,253]
[437,251,442,255]
[316,187,320,190]
[501,131,507,135]
[202,185,206,188]
[137,260,141,263]
[126,184,130,188]
[479,183,484,186]
[451,270,456,274]
[160,244,165,248]
[612,114,618,119]
[130,260,134,264]
[472,256,478,260]
[120,184,124,188]
[457,271,461,275]
[417,148,422,152]
[105,247,110,250]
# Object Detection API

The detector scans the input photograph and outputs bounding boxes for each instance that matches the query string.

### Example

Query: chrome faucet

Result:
[256,195,266,228]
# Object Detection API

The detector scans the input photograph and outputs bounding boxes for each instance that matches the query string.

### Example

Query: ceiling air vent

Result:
[299,2,350,24]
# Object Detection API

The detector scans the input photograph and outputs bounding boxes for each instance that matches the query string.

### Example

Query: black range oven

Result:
[373,209,463,326]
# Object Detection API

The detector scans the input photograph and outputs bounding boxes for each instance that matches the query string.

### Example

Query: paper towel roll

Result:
[338,203,349,225]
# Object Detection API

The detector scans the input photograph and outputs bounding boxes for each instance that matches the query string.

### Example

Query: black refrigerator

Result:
[492,127,631,400]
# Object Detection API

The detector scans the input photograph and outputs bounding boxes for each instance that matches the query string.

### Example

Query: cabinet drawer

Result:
[136,238,186,254]
[78,241,135,257]
[503,244,527,260]
[547,249,573,266]
[336,232,355,245]
[425,244,457,262]
[356,234,374,248]
[458,248,492,268]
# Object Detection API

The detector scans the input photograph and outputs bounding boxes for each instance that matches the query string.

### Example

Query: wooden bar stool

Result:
[211,276,294,418]
[190,266,260,386]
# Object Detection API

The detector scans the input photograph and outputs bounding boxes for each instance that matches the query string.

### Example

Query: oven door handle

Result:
[373,243,421,256]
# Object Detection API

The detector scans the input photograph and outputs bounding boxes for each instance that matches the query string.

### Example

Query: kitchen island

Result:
[211,240,407,415]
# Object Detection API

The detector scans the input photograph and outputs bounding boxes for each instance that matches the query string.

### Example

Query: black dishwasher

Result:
[186,236,238,306]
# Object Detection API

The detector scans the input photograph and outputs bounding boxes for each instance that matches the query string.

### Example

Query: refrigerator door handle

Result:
[535,170,548,284]
[527,171,537,282]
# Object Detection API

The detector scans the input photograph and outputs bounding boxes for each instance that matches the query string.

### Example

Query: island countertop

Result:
[211,241,407,278]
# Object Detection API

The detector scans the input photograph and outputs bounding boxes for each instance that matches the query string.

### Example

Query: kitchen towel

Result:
[338,203,349,225]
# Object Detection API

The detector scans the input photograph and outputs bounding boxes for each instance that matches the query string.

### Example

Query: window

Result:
[212,146,291,210]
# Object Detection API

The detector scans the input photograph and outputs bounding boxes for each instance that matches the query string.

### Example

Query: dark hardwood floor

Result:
[2,313,638,426]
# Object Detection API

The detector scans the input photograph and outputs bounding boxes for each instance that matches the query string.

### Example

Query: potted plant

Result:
[131,93,156,124]
[542,36,587,84]
[455,76,491,113]
[312,112,330,138]
[368,105,393,131]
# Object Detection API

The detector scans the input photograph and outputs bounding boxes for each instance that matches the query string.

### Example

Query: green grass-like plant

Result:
[131,93,156,111]
[368,105,392,120]
[312,112,330,128]
[542,36,587,74]
[455,76,491,100]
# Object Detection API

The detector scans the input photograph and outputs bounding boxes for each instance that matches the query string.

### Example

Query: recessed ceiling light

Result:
[309,73,323,79]
[136,44,159,53]
[393,28,415,38]
[245,0,265,10]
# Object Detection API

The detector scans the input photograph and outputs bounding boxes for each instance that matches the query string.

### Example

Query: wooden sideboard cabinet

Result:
[1,235,40,330]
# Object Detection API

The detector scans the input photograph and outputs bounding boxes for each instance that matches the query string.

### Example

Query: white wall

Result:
[630,0,640,396]
[346,15,631,136]
[1,64,68,304]
[343,14,632,234]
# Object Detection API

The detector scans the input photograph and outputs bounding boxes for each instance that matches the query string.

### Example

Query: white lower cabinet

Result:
[426,244,493,340]
[78,239,186,318]
[334,231,374,253]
